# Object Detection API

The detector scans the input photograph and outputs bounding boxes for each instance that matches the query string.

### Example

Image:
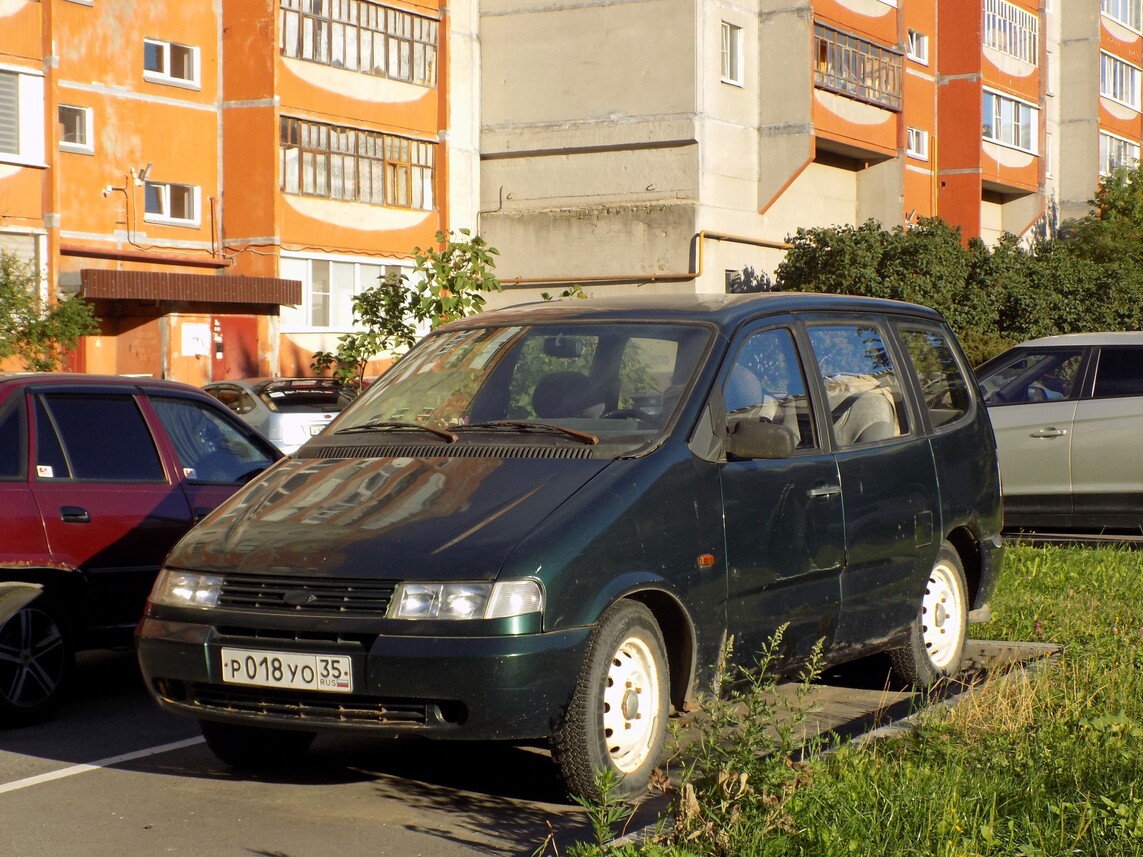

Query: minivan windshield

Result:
[333,322,713,445]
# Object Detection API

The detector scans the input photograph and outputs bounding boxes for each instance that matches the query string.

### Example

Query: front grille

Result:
[218,574,396,617]
[185,683,453,727]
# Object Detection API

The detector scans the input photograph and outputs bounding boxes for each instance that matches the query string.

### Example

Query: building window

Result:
[0,68,45,166]
[813,24,902,111]
[721,22,743,85]
[1101,52,1142,110]
[280,117,435,210]
[1102,0,1143,31]
[143,39,200,88]
[58,105,93,154]
[982,89,1038,153]
[983,0,1039,65]
[144,181,200,225]
[279,0,439,87]
[1100,131,1140,175]
[279,256,405,331]
[907,127,930,160]
[906,29,929,65]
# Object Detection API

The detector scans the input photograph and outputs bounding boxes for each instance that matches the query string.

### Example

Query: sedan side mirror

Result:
[725,418,797,461]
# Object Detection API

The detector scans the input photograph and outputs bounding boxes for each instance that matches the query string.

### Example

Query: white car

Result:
[204,378,352,453]
[976,332,1143,534]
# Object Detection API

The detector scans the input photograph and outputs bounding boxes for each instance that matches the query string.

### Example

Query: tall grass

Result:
[557,544,1143,856]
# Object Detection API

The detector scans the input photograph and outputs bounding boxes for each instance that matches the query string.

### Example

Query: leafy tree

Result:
[0,251,99,371]
[312,229,502,389]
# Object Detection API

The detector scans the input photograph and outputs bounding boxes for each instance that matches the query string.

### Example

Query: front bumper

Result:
[136,617,592,741]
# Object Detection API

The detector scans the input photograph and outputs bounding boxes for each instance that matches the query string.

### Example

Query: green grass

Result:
[556,544,1143,857]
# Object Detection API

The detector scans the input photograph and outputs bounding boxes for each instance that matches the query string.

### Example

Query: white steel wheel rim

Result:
[921,560,965,670]
[602,634,662,774]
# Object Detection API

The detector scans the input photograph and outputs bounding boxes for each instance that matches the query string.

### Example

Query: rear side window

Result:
[34,394,165,481]
[0,401,24,479]
[1092,347,1143,398]
[807,323,909,447]
[899,325,973,428]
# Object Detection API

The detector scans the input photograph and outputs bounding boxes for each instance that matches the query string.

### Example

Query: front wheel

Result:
[552,600,669,801]
[890,542,969,688]
[200,720,316,770]
[0,594,74,728]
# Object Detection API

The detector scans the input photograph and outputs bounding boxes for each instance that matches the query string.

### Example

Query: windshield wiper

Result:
[335,420,458,443]
[458,421,599,446]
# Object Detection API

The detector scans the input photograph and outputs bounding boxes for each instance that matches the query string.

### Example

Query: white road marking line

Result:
[0,736,204,795]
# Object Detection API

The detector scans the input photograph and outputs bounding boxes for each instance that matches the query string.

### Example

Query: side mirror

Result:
[725,418,796,461]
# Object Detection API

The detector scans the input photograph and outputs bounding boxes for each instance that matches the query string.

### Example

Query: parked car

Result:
[0,374,282,726]
[203,378,352,453]
[975,332,1143,534]
[136,294,1004,799]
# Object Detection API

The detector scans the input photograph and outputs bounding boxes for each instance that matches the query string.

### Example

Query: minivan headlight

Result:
[388,580,542,620]
[150,570,224,608]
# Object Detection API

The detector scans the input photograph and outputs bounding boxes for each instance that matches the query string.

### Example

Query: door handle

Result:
[808,484,842,499]
[1029,428,1067,438]
[60,506,90,524]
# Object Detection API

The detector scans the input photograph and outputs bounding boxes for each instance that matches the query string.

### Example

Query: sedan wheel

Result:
[0,596,74,727]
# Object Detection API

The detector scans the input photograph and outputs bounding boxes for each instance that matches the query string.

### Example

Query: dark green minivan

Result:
[136,293,1004,798]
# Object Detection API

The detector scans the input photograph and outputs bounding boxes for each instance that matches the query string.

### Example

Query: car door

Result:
[719,322,846,664]
[979,346,1086,526]
[0,393,52,576]
[28,387,194,635]
[803,317,940,653]
[1069,345,1143,528]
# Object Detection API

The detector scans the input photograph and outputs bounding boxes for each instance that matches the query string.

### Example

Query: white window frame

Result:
[1101,51,1142,110]
[907,29,929,65]
[906,127,930,160]
[1102,0,1143,32]
[721,22,743,86]
[1099,131,1141,175]
[143,39,201,89]
[982,88,1038,154]
[983,0,1039,65]
[279,255,413,333]
[58,104,94,154]
[0,66,46,167]
[143,180,201,226]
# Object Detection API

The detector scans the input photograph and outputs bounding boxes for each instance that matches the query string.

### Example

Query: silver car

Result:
[204,378,351,453]
[976,332,1143,533]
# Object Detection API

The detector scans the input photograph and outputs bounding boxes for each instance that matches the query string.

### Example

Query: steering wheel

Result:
[600,408,657,422]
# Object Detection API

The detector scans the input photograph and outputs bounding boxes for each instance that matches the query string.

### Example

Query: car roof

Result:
[1006,332,1143,348]
[0,373,205,395]
[438,292,946,332]
[205,378,343,393]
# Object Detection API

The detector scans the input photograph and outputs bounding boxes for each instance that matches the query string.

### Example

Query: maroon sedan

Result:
[0,374,281,726]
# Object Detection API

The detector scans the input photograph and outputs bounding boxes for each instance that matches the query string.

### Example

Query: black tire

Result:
[0,594,74,728]
[889,542,969,688]
[199,719,316,770]
[552,600,669,801]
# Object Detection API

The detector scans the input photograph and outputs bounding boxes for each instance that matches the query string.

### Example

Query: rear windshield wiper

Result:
[458,421,598,446]
[335,420,458,443]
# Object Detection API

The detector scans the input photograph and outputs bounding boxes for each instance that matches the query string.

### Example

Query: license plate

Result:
[220,648,353,693]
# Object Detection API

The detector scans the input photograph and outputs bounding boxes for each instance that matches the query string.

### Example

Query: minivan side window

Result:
[807,323,909,446]
[724,328,817,449]
[34,394,166,481]
[899,325,973,428]
[1092,347,1143,398]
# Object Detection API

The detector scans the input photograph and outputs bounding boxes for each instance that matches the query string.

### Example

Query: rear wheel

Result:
[552,600,669,801]
[890,542,969,688]
[0,595,74,727]
[199,720,316,770]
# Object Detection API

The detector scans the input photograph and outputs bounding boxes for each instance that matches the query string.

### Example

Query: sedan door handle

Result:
[1029,428,1068,438]
[60,506,90,524]
[808,484,842,499]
